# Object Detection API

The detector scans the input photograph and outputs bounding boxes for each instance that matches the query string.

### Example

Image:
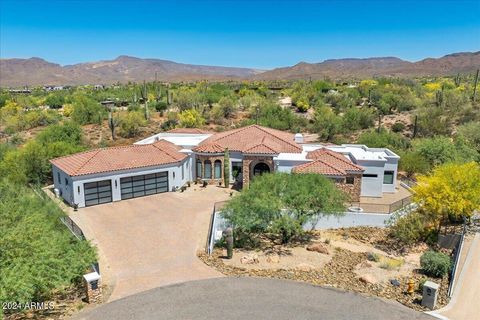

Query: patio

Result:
[350,181,413,214]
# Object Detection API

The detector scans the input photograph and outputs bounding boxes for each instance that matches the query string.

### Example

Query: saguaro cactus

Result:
[224,148,230,188]
[108,110,119,140]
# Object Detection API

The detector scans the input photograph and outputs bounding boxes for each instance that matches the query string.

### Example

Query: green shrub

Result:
[391,122,406,132]
[120,111,147,137]
[367,252,380,262]
[0,181,96,305]
[420,250,451,278]
[390,211,427,245]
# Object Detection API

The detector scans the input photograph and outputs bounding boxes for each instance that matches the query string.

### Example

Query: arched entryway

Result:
[253,162,270,176]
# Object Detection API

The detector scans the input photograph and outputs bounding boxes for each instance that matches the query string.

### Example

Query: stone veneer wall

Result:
[196,154,224,186]
[242,155,274,188]
[84,278,102,303]
[334,174,362,202]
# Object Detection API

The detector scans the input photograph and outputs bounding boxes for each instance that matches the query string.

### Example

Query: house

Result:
[51,125,399,207]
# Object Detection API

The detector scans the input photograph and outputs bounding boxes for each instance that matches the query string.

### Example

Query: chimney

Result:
[294,133,304,144]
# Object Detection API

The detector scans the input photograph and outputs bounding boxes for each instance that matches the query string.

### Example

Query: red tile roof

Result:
[293,148,364,176]
[192,142,225,153]
[198,125,301,154]
[167,128,211,134]
[50,140,187,177]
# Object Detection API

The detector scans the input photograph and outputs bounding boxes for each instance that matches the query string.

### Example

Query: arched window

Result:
[196,159,202,179]
[214,160,222,179]
[204,160,212,179]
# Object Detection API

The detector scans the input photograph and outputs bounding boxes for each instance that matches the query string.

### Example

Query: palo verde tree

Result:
[413,162,480,228]
[222,173,346,245]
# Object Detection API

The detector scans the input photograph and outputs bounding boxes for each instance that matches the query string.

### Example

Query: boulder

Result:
[359,274,377,284]
[295,263,315,272]
[266,254,280,264]
[306,243,329,255]
[240,254,259,264]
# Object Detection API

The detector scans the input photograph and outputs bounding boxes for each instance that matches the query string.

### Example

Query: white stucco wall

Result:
[52,165,75,205]
[382,157,399,193]
[355,159,385,197]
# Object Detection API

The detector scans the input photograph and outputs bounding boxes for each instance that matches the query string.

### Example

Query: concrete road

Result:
[434,233,480,320]
[70,186,231,301]
[73,277,434,320]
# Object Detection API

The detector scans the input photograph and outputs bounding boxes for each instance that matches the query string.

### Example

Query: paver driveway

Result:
[70,186,231,301]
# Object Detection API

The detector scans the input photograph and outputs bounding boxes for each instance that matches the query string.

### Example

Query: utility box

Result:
[422,281,439,310]
[83,271,102,303]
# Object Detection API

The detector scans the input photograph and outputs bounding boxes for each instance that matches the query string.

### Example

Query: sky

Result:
[0,0,479,69]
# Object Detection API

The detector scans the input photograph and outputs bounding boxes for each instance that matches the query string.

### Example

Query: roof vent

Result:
[294,133,304,144]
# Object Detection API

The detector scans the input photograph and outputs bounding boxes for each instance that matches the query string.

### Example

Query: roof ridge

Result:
[211,125,255,143]
[245,142,277,153]
[152,140,182,161]
[323,149,363,170]
[254,125,301,151]
[294,159,343,175]
[314,158,345,175]
[73,149,102,175]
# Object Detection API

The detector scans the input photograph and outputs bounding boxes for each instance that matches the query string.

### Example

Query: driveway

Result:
[433,233,480,320]
[74,277,434,320]
[70,186,232,301]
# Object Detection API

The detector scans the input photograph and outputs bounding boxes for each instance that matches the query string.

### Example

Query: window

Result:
[57,172,61,184]
[346,176,355,184]
[383,171,394,184]
[363,174,378,178]
[204,160,212,179]
[214,160,222,179]
[65,178,69,185]
[196,159,202,179]
[182,163,185,180]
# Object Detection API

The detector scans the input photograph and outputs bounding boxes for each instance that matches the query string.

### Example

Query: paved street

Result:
[70,186,231,301]
[73,277,434,320]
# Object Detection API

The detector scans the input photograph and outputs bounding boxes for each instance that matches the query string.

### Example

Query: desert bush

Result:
[398,151,430,177]
[120,111,147,137]
[379,257,404,270]
[71,94,106,125]
[0,180,96,305]
[367,252,380,262]
[390,211,427,245]
[357,129,410,152]
[420,250,451,278]
[391,122,406,132]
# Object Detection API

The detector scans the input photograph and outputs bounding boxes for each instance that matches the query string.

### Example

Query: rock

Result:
[295,263,315,272]
[359,274,377,284]
[240,254,259,264]
[358,261,373,268]
[390,279,400,287]
[306,243,329,255]
[266,254,280,264]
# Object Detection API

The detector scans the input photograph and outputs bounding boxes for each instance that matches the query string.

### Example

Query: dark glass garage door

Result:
[84,180,112,207]
[120,172,169,200]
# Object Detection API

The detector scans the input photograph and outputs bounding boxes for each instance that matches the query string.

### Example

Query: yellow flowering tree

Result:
[413,162,480,227]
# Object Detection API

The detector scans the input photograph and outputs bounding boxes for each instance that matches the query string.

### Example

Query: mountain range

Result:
[0,52,479,87]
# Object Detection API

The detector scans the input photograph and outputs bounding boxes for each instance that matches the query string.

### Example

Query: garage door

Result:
[120,172,169,200]
[84,180,112,207]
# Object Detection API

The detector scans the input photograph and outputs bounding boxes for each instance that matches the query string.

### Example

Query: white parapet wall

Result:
[304,212,392,230]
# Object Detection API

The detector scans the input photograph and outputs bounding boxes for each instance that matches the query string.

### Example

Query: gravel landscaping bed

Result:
[198,227,450,312]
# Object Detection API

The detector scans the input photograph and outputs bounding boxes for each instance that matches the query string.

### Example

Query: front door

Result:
[253,162,270,176]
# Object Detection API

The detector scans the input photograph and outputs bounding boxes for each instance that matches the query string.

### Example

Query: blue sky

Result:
[1,0,479,69]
